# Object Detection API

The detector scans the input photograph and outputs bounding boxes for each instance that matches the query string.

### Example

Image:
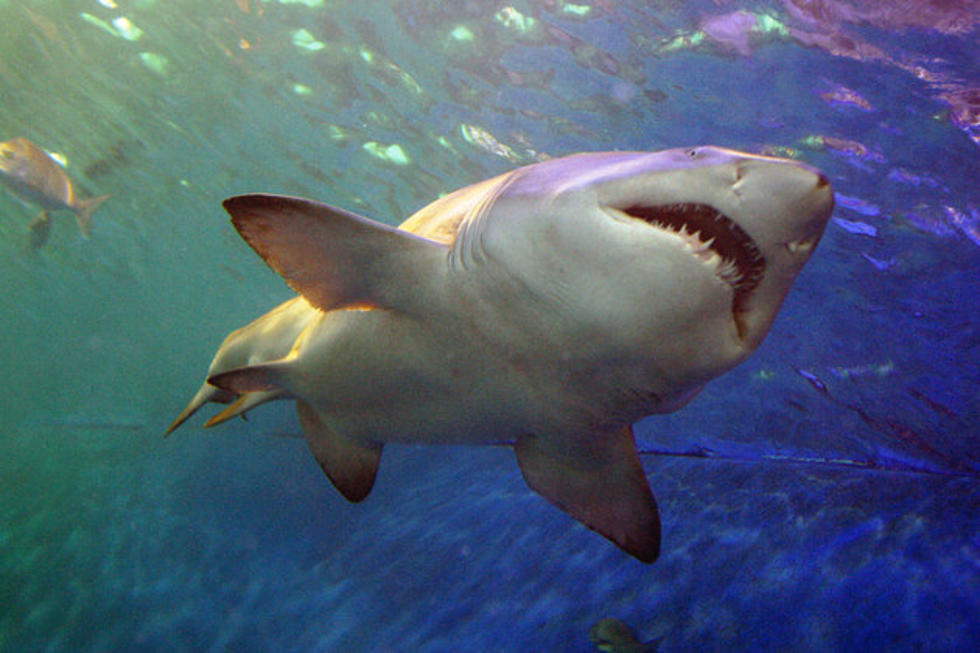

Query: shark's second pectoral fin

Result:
[222,194,447,314]
[514,425,660,563]
[297,400,382,503]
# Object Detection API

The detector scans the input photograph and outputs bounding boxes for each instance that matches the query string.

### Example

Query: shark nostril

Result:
[731,163,745,195]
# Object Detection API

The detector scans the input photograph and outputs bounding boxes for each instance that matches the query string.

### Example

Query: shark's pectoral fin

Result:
[222,194,448,314]
[297,400,381,503]
[514,425,661,563]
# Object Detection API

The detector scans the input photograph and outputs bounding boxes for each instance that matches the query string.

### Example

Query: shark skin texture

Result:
[175,146,834,563]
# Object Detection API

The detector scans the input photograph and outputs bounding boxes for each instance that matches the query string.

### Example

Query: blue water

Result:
[1,1,977,650]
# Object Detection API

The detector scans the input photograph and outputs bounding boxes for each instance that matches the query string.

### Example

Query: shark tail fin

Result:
[74,194,110,237]
[515,425,661,563]
[296,400,382,503]
[165,383,230,436]
[204,389,284,428]
[207,360,291,396]
[222,194,447,314]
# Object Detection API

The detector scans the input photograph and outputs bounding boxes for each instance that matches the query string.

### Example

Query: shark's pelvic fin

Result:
[208,365,383,502]
[222,194,448,314]
[297,400,382,503]
[514,425,661,563]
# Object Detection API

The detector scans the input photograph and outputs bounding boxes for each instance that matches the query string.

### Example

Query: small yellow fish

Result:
[589,618,658,652]
[0,137,109,247]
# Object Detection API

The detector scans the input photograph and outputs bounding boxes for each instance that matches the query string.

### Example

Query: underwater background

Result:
[1,0,977,650]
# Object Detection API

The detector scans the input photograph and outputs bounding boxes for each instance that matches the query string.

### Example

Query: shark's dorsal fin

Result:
[514,425,661,563]
[223,194,448,313]
[297,400,382,503]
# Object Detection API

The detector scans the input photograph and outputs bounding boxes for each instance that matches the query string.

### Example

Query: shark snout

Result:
[788,158,830,190]
[731,157,829,199]
[783,169,834,258]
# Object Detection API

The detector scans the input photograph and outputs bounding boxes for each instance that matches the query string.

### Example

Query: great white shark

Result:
[175,146,834,563]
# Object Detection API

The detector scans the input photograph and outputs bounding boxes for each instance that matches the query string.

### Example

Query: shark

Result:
[0,137,110,248]
[188,146,833,563]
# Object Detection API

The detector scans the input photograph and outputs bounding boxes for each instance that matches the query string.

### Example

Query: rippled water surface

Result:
[1,1,977,650]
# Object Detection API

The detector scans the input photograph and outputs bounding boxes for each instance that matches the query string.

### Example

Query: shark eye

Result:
[685,148,699,159]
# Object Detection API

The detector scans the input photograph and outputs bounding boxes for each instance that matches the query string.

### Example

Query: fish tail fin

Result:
[74,194,110,237]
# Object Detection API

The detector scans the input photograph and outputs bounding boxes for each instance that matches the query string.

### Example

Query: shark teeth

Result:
[621,203,766,315]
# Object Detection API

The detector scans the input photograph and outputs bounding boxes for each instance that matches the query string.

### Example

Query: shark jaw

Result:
[619,202,765,341]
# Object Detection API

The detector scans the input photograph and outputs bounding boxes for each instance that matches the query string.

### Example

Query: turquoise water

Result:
[1,0,978,650]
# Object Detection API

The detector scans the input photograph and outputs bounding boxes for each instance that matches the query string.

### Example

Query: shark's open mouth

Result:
[622,203,765,329]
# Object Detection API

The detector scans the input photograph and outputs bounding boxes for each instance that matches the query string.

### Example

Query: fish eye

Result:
[686,148,699,159]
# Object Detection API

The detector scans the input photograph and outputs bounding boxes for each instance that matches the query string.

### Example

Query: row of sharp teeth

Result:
[717,259,743,285]
[651,220,713,250]
[652,219,744,285]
